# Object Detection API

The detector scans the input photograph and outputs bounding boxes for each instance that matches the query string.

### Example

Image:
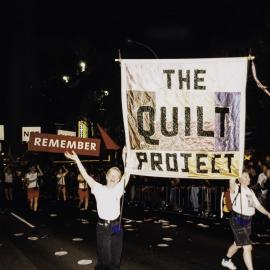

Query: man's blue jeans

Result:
[95,222,123,270]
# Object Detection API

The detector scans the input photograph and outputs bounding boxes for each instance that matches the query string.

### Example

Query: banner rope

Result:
[249,55,270,97]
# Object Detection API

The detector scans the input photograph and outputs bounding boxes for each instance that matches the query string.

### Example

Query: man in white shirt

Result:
[65,147,130,270]
[257,164,268,206]
[221,172,270,270]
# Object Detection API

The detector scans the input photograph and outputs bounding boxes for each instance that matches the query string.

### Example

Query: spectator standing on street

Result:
[56,166,69,201]
[221,172,270,270]
[64,147,130,270]
[4,166,15,203]
[25,165,43,212]
[256,164,268,206]
[0,169,4,211]
[77,172,89,211]
[265,168,270,211]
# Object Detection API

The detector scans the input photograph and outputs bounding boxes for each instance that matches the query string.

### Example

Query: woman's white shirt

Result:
[4,172,13,183]
[57,173,66,185]
[26,172,39,189]
[231,185,260,216]
[91,181,124,220]
[78,174,87,189]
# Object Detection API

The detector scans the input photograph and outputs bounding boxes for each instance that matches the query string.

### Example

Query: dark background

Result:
[3,1,270,155]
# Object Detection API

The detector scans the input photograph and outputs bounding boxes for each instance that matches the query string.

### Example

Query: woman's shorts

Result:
[78,188,89,201]
[4,183,13,189]
[229,211,252,246]
[58,185,66,190]
[27,188,39,200]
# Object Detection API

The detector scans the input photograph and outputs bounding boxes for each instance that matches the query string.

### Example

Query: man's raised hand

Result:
[64,150,79,162]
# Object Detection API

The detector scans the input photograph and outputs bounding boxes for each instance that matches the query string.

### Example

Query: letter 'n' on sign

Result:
[28,133,101,156]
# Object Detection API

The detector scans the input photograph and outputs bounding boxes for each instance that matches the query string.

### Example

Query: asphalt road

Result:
[1,198,270,270]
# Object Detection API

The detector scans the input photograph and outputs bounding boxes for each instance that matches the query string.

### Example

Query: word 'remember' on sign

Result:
[28,133,101,156]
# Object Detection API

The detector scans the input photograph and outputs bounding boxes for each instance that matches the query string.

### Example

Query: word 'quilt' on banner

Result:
[121,58,248,179]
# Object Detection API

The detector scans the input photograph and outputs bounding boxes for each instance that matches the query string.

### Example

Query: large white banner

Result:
[121,58,248,179]
[22,127,41,142]
[0,125,4,140]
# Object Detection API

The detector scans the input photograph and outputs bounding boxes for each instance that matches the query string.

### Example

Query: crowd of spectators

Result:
[0,151,269,224]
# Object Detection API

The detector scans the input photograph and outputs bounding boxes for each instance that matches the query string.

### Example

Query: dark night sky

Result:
[4,1,270,153]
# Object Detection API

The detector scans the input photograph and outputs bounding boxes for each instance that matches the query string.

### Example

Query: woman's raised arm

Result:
[64,151,96,189]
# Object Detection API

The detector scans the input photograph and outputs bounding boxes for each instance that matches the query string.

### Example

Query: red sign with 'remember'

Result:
[28,133,101,156]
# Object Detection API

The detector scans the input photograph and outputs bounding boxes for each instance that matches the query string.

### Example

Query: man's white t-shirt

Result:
[231,185,260,216]
[92,181,124,220]
[26,172,39,189]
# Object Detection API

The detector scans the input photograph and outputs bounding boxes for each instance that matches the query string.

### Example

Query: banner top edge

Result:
[120,57,249,64]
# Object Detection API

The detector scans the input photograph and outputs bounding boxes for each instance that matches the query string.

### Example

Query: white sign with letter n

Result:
[0,125,4,141]
[22,127,41,142]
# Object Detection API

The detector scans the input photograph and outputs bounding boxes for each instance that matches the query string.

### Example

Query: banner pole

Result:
[115,49,122,62]
[247,55,255,61]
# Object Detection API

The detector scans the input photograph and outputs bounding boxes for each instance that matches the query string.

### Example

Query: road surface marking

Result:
[11,212,35,228]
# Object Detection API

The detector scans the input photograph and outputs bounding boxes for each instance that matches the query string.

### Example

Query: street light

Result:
[127,39,158,59]
[62,75,70,83]
[79,61,86,72]
[103,90,109,96]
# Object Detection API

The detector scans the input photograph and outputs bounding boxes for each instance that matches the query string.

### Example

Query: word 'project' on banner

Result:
[121,58,248,179]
